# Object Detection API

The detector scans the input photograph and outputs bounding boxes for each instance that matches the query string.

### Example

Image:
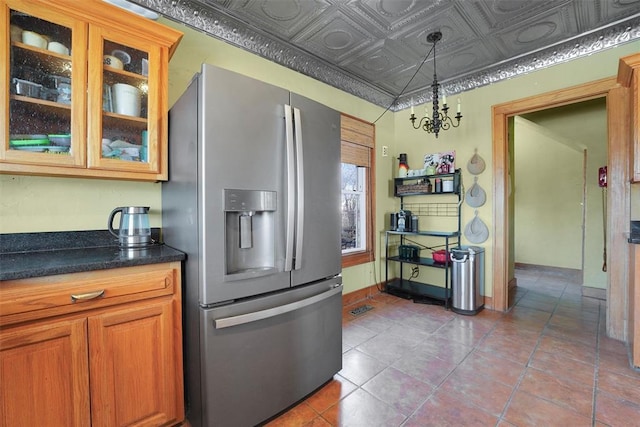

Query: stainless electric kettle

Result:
[108,206,151,247]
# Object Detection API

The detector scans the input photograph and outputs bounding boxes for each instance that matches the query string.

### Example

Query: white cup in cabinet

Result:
[112,83,141,117]
[22,31,47,49]
[48,41,69,55]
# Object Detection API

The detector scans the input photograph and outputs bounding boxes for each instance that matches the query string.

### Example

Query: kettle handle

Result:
[108,207,123,238]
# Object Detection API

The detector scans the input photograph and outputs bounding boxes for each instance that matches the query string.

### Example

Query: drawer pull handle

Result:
[70,290,105,303]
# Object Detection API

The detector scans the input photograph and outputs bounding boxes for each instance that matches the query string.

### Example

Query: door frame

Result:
[491,77,627,326]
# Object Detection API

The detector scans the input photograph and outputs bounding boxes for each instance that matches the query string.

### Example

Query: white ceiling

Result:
[136,0,640,109]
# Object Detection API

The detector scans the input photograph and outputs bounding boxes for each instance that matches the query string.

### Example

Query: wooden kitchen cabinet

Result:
[0,317,90,426]
[618,53,640,183]
[631,245,640,368]
[0,262,184,427]
[0,0,182,181]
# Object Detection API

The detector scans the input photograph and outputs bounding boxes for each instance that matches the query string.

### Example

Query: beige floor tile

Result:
[503,390,592,427]
[404,388,498,426]
[304,375,358,414]
[516,368,594,417]
[320,388,406,426]
[595,391,640,426]
[528,349,596,386]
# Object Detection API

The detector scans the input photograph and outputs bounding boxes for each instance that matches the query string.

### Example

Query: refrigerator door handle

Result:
[284,104,296,272]
[214,285,342,329]
[293,107,304,270]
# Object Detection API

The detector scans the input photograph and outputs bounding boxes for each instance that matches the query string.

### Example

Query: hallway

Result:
[266,268,640,426]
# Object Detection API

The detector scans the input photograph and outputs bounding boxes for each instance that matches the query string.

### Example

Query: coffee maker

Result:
[390,209,415,232]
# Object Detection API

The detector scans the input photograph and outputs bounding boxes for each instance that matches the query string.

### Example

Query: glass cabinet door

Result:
[88,26,161,175]
[1,4,86,167]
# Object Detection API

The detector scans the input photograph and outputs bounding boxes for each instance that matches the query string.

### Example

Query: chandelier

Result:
[409,31,462,138]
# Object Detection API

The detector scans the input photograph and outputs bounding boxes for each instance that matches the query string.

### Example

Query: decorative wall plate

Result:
[465,177,486,207]
[464,210,489,244]
[467,149,485,175]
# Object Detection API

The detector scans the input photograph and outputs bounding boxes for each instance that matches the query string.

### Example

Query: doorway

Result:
[491,77,630,340]
[513,99,608,292]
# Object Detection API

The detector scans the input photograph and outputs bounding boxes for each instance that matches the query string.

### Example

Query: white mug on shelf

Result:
[111,49,131,66]
[48,41,69,55]
[112,83,141,117]
[22,31,47,49]
[103,55,124,70]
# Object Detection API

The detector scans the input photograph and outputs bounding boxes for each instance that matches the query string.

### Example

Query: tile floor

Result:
[265,269,640,426]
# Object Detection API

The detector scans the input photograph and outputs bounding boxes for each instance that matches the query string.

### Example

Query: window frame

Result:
[340,114,375,268]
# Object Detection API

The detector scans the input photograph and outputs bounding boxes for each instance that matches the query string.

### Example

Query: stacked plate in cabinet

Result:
[10,134,70,153]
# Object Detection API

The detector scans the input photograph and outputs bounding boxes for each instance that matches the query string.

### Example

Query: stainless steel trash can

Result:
[450,246,485,315]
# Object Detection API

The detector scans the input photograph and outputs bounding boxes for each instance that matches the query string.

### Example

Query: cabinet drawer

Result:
[0,263,179,326]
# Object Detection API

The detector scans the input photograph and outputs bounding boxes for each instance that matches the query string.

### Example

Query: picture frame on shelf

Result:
[424,150,456,174]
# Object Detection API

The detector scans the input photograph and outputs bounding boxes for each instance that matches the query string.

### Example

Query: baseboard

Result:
[515,262,582,284]
[582,286,607,301]
[343,282,496,312]
[342,283,383,307]
[509,277,517,290]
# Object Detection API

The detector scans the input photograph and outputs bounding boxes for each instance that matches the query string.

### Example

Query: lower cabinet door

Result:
[0,318,90,427]
[88,298,178,427]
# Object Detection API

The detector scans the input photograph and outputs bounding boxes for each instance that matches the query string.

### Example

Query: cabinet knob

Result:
[70,289,105,302]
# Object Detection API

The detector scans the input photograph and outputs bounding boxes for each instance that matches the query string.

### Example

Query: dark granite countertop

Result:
[0,230,185,281]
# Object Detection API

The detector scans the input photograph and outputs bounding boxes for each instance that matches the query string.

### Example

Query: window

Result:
[341,115,375,267]
[341,163,366,253]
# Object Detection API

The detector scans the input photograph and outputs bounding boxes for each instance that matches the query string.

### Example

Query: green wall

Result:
[1,15,638,297]
[513,116,584,270]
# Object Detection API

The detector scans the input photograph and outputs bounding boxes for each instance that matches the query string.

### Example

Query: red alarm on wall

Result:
[598,166,607,188]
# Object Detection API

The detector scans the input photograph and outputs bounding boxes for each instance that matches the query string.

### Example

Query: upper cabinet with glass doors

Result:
[1,0,182,181]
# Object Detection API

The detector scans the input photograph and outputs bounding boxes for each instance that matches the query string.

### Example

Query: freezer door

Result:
[289,93,342,286]
[199,279,343,427]
[199,64,292,304]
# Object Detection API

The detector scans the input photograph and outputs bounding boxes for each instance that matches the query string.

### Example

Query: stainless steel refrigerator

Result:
[162,64,343,427]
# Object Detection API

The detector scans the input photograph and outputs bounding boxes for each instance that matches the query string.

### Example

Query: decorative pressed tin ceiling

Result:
[135,0,640,110]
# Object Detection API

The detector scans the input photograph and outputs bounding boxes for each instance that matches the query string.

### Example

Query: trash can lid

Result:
[467,246,484,254]
[451,247,469,254]
[452,245,484,254]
